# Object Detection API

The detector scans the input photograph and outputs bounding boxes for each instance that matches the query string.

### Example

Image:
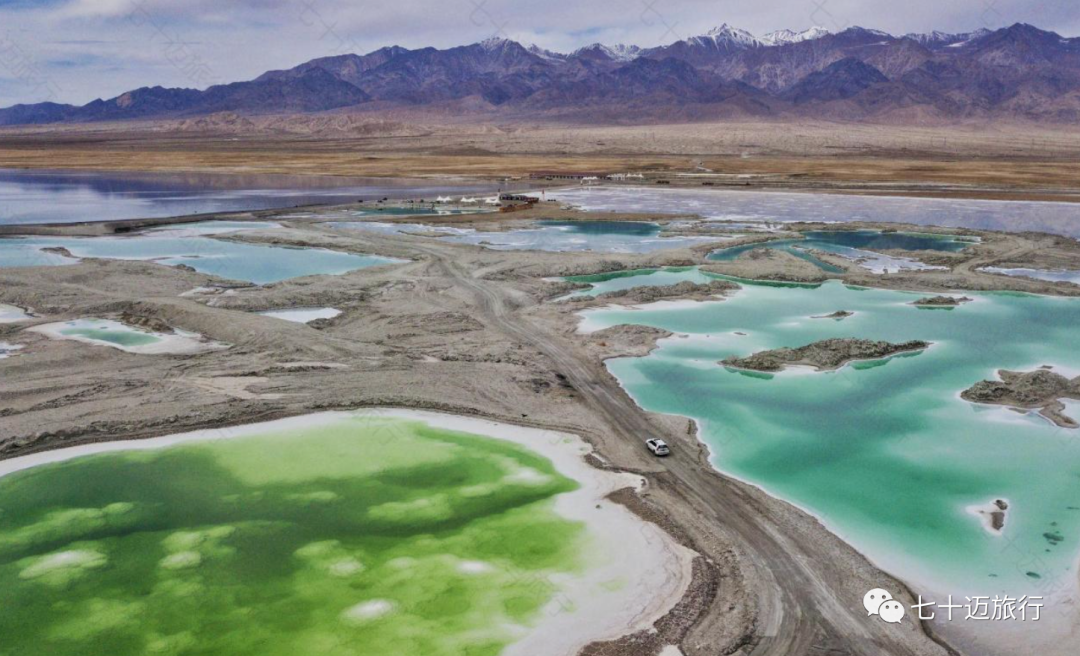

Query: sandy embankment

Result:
[0,408,695,656]
[6,118,1080,203]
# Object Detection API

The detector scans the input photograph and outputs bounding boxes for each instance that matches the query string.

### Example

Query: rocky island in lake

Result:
[968,498,1010,535]
[912,295,973,307]
[962,368,1080,428]
[702,248,832,284]
[586,279,740,305]
[812,310,854,320]
[721,338,931,373]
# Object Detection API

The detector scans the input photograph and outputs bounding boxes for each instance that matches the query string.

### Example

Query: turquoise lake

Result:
[441,220,723,253]
[562,266,726,298]
[579,277,1080,600]
[707,230,975,273]
[146,221,280,235]
[0,227,400,284]
[337,218,713,253]
[57,319,163,347]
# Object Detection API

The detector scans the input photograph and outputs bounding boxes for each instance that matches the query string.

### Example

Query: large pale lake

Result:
[552,186,1080,238]
[440,219,724,253]
[0,169,517,226]
[334,219,728,253]
[707,229,976,273]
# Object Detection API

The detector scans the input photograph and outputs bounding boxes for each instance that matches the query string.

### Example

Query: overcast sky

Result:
[0,0,1074,107]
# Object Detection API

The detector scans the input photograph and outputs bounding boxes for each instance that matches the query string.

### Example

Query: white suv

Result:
[645,438,670,456]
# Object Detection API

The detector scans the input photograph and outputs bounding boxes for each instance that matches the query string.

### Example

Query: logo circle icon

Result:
[863,588,893,616]
[879,600,906,624]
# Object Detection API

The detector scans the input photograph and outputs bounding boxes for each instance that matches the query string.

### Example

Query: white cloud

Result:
[51,0,137,19]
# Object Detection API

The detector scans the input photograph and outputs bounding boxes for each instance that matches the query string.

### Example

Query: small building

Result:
[529,171,610,181]
[499,194,539,204]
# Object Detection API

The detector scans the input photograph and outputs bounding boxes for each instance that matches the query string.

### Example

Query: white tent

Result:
[436,196,452,203]
[483,196,500,205]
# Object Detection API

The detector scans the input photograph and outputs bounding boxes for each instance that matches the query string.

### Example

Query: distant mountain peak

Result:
[689,24,763,49]
[704,24,733,36]
[479,36,513,51]
[373,45,410,57]
[843,26,892,38]
[602,43,642,61]
[761,26,830,46]
[785,57,889,104]
[526,44,567,61]
[904,28,992,48]
[573,43,641,61]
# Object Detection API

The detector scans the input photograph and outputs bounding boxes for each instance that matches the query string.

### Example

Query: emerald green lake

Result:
[0,416,587,656]
[581,278,1080,599]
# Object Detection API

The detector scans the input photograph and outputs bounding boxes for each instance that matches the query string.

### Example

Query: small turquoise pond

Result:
[0,223,401,284]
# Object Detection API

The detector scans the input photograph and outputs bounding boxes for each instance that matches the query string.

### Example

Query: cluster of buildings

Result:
[528,171,646,184]
[429,193,542,212]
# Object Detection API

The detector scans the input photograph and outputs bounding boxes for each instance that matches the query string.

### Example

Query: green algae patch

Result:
[18,547,108,586]
[0,417,586,656]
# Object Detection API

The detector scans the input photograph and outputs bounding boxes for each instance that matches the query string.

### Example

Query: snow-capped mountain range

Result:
[574,43,642,62]
[486,23,1017,61]
[685,24,767,49]
[3,23,1079,125]
[680,24,835,49]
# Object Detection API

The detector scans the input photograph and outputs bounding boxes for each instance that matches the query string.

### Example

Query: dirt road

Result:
[413,239,954,656]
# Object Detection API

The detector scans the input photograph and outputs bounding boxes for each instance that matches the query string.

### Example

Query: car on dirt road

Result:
[645,438,670,456]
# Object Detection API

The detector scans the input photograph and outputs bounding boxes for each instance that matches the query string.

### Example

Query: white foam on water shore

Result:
[0,303,31,323]
[257,308,342,324]
[982,266,1080,285]
[0,341,24,359]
